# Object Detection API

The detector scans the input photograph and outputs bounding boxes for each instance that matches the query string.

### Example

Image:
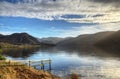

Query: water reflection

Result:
[2,47,120,79]
[2,47,40,58]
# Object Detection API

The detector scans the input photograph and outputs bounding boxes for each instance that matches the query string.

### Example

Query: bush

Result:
[0,49,6,60]
[0,49,2,55]
[0,55,6,60]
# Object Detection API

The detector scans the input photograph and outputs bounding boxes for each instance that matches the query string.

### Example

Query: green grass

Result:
[0,42,41,48]
[0,42,41,60]
[0,48,6,60]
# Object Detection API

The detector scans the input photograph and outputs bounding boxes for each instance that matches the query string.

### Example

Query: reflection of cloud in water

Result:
[4,47,120,79]
[52,58,120,79]
[3,46,120,58]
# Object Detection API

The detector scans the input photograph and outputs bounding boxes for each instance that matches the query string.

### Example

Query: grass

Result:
[0,42,41,48]
[0,61,59,79]
[0,48,6,60]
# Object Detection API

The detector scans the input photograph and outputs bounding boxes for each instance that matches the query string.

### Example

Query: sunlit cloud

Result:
[0,31,14,35]
[0,0,120,24]
[53,22,120,37]
[0,0,120,37]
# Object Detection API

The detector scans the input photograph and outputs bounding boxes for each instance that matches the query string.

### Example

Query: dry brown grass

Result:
[0,65,59,79]
[66,73,80,79]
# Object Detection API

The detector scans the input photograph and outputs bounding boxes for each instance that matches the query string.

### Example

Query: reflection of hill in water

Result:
[3,46,120,58]
[56,30,120,57]
[3,47,40,58]
[1,30,120,58]
[55,46,120,57]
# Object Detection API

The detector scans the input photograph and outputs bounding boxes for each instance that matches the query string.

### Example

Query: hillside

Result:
[38,37,64,44]
[0,34,3,37]
[56,31,114,50]
[95,30,120,51]
[0,65,59,79]
[0,33,40,45]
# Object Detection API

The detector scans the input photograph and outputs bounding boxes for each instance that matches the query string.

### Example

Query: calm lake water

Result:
[3,47,120,79]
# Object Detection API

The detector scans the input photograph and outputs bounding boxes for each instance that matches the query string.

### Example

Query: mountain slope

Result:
[38,37,64,44]
[0,33,40,45]
[95,30,120,51]
[56,31,114,49]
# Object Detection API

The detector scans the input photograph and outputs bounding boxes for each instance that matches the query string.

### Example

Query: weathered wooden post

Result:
[49,59,52,72]
[40,64,43,70]
[9,60,11,66]
[42,61,45,70]
[41,60,43,70]
[28,60,31,68]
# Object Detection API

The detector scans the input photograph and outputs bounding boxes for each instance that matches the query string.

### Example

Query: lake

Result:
[3,47,120,79]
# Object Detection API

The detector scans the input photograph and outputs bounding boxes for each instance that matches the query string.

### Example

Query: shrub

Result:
[0,49,6,60]
[0,55,6,60]
[0,49,2,54]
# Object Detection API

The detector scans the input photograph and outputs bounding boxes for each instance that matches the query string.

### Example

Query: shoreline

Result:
[0,60,60,79]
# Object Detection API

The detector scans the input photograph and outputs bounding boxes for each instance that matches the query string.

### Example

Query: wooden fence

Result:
[0,59,52,71]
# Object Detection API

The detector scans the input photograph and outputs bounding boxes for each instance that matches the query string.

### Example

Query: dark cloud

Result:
[91,0,120,3]
[90,0,120,7]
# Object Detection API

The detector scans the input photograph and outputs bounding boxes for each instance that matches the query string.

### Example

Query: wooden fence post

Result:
[41,60,44,70]
[29,60,31,68]
[9,60,11,66]
[49,59,52,72]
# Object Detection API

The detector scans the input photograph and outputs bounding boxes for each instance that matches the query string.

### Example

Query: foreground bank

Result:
[0,64,59,79]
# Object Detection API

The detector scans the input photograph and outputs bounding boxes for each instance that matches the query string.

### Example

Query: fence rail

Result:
[0,59,52,71]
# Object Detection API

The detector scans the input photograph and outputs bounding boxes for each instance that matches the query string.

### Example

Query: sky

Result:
[0,0,120,38]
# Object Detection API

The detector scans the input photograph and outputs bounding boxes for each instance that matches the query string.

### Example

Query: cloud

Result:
[90,0,120,4]
[89,0,120,8]
[53,22,120,37]
[0,31,14,35]
[0,0,120,38]
[0,0,120,24]
[0,31,30,35]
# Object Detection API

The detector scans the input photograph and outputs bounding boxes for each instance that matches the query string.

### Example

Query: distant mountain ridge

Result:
[95,30,120,51]
[38,37,64,44]
[56,31,119,51]
[0,33,40,45]
[0,30,120,52]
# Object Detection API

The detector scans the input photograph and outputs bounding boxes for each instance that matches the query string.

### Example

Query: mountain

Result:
[0,34,3,37]
[56,31,115,50]
[38,37,64,44]
[0,33,40,45]
[95,30,120,51]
